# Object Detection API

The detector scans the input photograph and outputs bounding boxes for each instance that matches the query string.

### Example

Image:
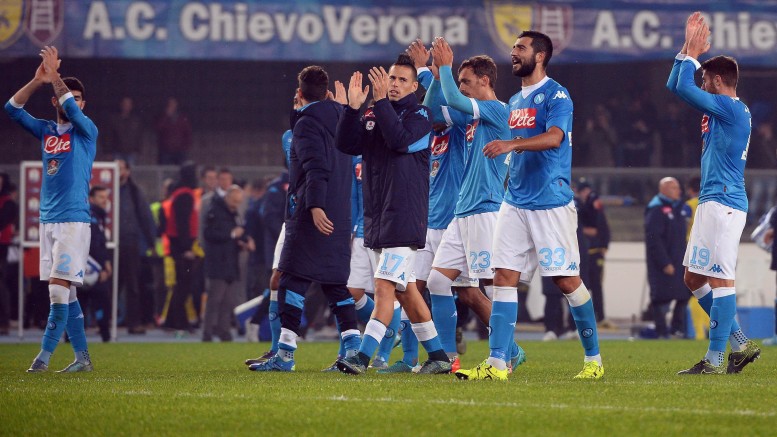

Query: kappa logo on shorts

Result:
[567,262,578,271]
[709,264,724,274]
[398,272,406,281]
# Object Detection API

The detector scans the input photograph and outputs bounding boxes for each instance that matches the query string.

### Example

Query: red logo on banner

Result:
[431,134,450,156]
[466,120,479,142]
[43,133,71,154]
[509,108,537,129]
[701,115,710,133]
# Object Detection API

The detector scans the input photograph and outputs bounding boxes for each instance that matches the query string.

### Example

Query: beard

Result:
[57,108,70,122]
[512,58,537,77]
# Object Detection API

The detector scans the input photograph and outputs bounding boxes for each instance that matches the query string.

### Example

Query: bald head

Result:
[659,177,681,201]
[225,184,244,212]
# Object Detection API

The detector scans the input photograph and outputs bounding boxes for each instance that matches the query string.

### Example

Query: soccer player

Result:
[459,31,604,381]
[251,66,360,372]
[245,111,294,367]
[422,38,526,373]
[668,12,760,374]
[335,54,451,375]
[5,46,97,372]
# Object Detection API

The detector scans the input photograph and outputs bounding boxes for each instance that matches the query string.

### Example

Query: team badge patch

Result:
[581,328,593,338]
[46,159,59,175]
[366,120,375,131]
[430,160,440,177]
[533,93,545,105]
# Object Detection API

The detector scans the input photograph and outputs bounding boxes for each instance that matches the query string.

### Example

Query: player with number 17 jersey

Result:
[506,78,574,210]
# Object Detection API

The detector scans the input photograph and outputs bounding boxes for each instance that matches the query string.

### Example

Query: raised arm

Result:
[41,46,98,141]
[422,78,448,125]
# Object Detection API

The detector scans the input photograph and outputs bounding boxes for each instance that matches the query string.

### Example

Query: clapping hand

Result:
[367,66,390,102]
[38,46,61,83]
[430,37,454,68]
[406,39,430,68]
[347,71,370,110]
[333,80,347,105]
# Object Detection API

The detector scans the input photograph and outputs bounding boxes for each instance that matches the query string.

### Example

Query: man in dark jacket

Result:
[251,65,360,372]
[576,179,611,323]
[202,185,254,342]
[86,186,112,342]
[645,177,689,338]
[334,54,450,375]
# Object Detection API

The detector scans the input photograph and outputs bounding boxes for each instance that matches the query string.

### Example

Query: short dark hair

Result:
[200,165,216,179]
[392,53,417,82]
[89,185,108,197]
[701,56,739,88]
[459,55,498,89]
[62,77,85,98]
[518,31,553,67]
[298,65,329,102]
[687,175,701,193]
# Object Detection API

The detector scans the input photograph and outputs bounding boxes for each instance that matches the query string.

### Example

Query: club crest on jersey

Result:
[509,108,537,129]
[365,120,376,131]
[701,115,710,133]
[466,120,479,142]
[43,133,71,154]
[46,159,60,176]
[354,162,362,181]
[533,93,545,104]
[430,160,440,177]
[431,134,450,156]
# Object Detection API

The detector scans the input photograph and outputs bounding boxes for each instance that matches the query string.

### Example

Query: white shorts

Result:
[39,222,91,286]
[416,228,478,287]
[271,223,286,270]
[683,201,746,280]
[371,247,417,292]
[433,212,498,279]
[492,201,581,277]
[347,237,377,291]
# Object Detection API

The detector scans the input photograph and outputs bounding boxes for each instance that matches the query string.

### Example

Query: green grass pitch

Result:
[1,340,775,436]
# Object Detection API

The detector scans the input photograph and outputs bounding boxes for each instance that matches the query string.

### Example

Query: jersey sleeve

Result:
[282,129,293,167]
[440,105,470,128]
[417,67,433,91]
[666,53,685,95]
[60,93,98,142]
[372,99,431,154]
[335,106,365,156]
[439,65,478,116]
[422,79,448,125]
[4,99,49,139]
[545,87,573,134]
[675,58,738,124]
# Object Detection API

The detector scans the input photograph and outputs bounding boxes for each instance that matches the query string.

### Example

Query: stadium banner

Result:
[2,0,777,65]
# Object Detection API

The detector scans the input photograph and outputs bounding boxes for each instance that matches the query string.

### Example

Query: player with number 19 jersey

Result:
[506,77,573,210]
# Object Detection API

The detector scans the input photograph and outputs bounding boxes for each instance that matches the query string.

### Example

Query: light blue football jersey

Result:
[669,57,750,212]
[428,125,466,229]
[437,66,510,218]
[505,77,574,210]
[6,94,97,223]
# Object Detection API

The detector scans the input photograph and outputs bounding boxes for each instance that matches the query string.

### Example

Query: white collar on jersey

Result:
[56,123,72,135]
[521,76,550,99]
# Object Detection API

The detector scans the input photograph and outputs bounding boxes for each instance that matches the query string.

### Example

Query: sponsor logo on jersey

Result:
[354,162,362,181]
[46,159,59,176]
[552,90,568,99]
[701,114,710,133]
[43,133,71,154]
[431,134,450,156]
[509,108,537,129]
[465,120,479,142]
